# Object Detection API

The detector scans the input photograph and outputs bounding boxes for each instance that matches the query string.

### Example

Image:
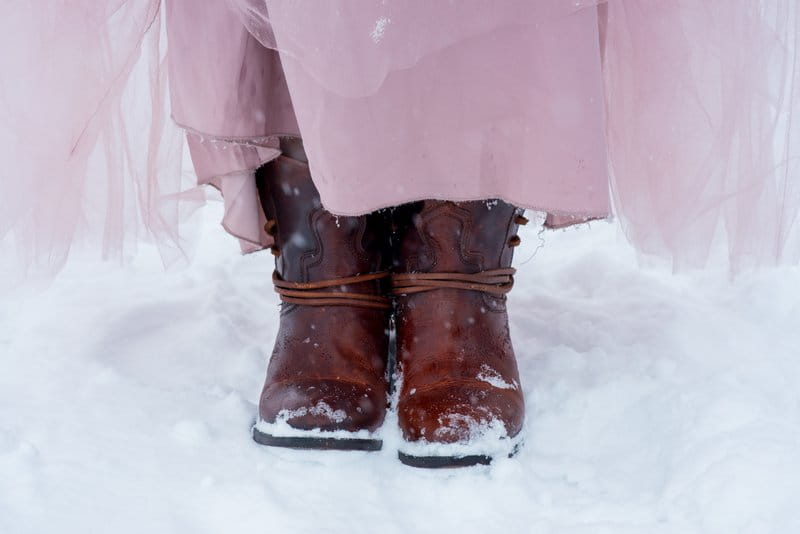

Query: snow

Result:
[396,416,522,461]
[1,200,799,533]
[476,363,519,390]
[370,16,391,44]
[279,401,347,425]
[253,418,376,440]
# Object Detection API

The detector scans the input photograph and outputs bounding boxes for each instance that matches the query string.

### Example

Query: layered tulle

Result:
[0,1,197,273]
[165,0,299,252]
[1,0,798,274]
[601,1,800,270]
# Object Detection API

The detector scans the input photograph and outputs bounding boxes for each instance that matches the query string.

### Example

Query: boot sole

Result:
[397,440,522,468]
[252,425,382,451]
[397,452,491,468]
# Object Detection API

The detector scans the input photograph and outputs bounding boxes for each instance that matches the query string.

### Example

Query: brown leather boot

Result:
[391,200,527,467]
[251,138,391,451]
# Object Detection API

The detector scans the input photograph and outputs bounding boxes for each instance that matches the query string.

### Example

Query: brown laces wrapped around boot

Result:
[273,271,391,309]
[391,268,516,296]
[391,199,527,467]
[251,138,391,451]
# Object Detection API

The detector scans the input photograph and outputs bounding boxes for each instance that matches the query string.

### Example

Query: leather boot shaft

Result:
[392,200,523,275]
[257,143,390,285]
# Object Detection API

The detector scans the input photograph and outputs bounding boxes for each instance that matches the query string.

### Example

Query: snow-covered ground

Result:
[1,201,799,534]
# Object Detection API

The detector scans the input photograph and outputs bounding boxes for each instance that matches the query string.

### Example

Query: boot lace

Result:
[273,271,391,310]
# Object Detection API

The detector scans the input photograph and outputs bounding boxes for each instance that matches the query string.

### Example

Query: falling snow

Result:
[371,16,391,44]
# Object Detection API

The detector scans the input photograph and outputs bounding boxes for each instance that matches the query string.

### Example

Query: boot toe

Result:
[260,379,386,433]
[398,383,524,444]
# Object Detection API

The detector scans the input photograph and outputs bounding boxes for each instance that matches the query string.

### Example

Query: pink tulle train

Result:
[1,0,798,274]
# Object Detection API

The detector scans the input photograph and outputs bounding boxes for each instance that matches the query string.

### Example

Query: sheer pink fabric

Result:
[1,1,798,274]
[165,0,299,252]
[601,2,800,270]
[0,1,195,273]
[265,2,610,224]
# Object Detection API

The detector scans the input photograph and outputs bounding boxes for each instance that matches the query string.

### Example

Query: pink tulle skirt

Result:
[1,1,798,273]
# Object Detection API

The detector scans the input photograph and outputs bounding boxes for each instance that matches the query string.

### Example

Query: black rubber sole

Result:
[252,426,382,451]
[398,440,523,468]
[398,451,492,468]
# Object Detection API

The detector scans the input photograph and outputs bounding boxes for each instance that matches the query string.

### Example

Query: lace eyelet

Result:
[508,235,522,247]
[514,215,529,226]
[264,219,277,235]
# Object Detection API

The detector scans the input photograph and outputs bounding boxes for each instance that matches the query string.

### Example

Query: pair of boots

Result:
[252,139,526,468]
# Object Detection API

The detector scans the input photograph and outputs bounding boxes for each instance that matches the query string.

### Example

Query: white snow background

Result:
[1,199,800,533]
